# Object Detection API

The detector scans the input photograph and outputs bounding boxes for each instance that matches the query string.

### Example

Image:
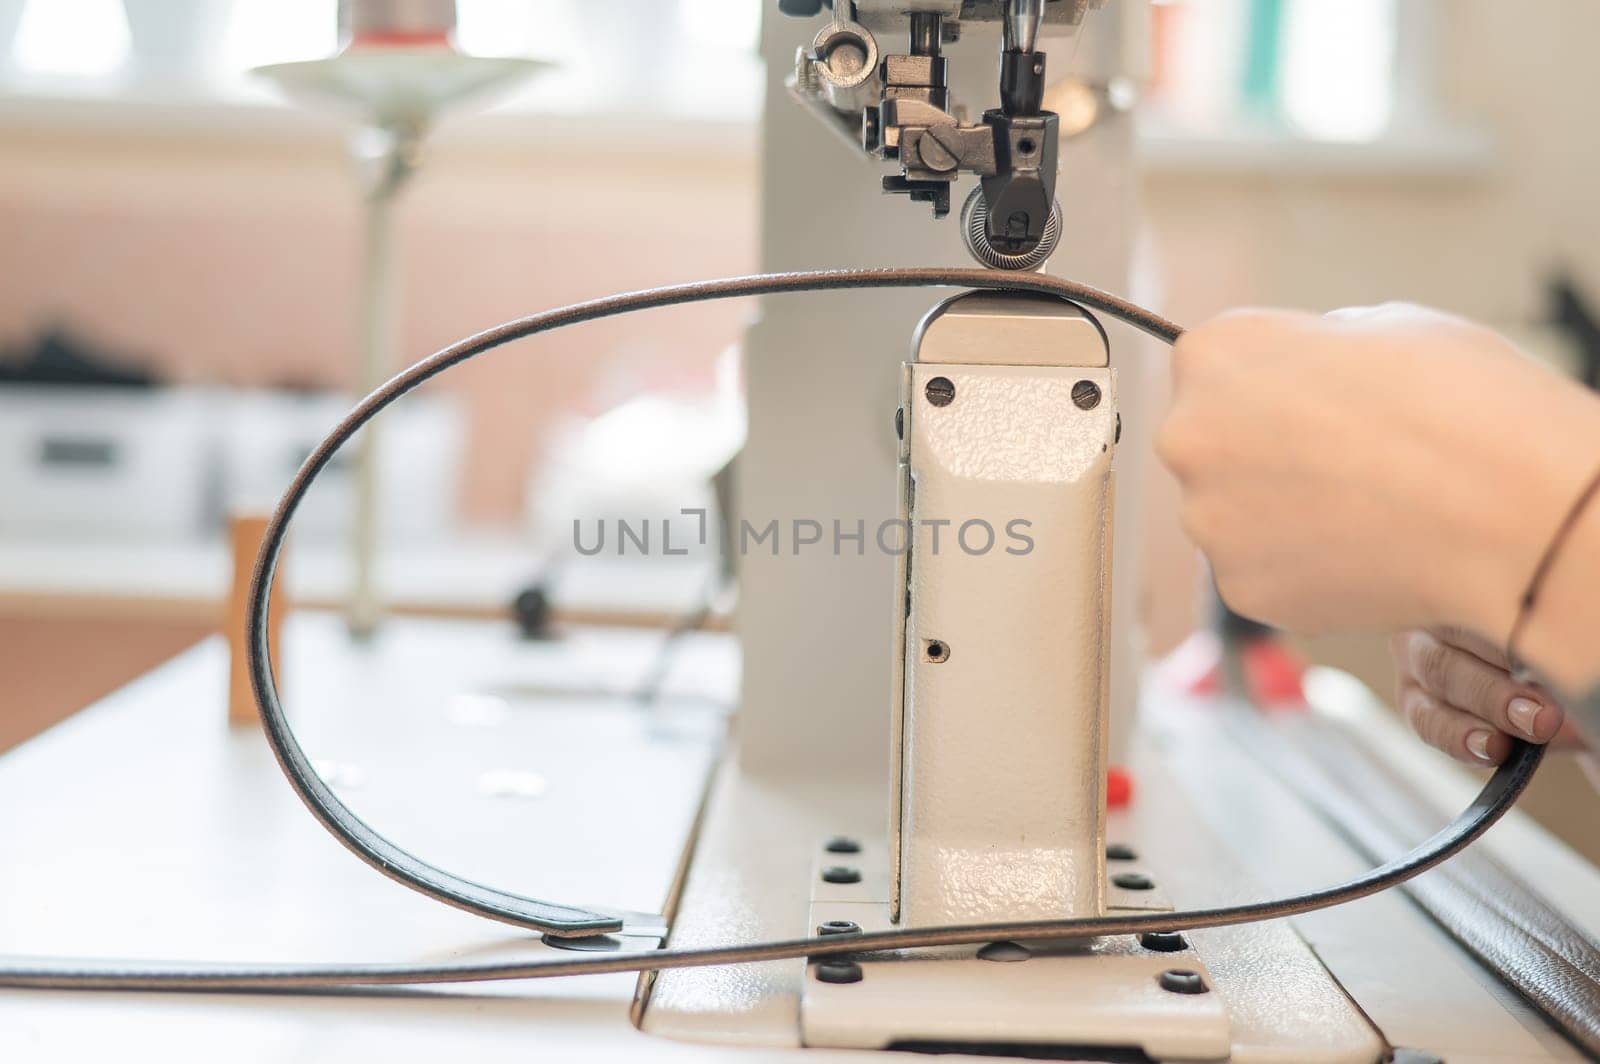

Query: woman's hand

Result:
[1157,303,1600,644]
[1390,627,1582,766]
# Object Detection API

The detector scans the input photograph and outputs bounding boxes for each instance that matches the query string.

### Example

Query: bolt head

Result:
[861,106,881,153]
[825,836,861,854]
[1140,931,1188,953]
[1072,379,1102,410]
[925,376,955,407]
[1105,843,1137,861]
[821,865,862,885]
[1158,968,1208,995]
[814,959,864,984]
[916,129,959,173]
[1112,872,1154,891]
[817,920,862,936]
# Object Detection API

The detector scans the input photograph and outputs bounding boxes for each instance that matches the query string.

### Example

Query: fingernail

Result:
[1507,697,1545,740]
[1466,730,1495,764]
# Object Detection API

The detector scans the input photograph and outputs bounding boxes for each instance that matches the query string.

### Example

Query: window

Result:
[1149,0,1411,142]
[0,0,762,123]
[12,0,131,79]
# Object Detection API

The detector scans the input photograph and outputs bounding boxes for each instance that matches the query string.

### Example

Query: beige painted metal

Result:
[644,729,1402,1060]
[735,4,1148,788]
[909,291,1111,367]
[799,838,1232,1059]
[893,292,1113,925]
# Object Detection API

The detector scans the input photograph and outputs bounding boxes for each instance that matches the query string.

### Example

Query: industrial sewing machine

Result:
[624,6,1209,1056]
[634,3,1600,1059]
[638,2,1168,1052]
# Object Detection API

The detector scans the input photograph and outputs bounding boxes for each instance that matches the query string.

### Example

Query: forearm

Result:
[1162,302,1600,667]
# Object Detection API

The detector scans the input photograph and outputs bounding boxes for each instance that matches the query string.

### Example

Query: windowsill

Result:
[0,72,1491,179]
[1138,117,1495,180]
[0,66,761,156]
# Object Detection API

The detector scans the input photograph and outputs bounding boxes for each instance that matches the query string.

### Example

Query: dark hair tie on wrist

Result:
[1507,461,1600,683]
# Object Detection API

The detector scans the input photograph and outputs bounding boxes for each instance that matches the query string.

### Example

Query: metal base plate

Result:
[800,839,1232,1059]
[641,744,1388,1062]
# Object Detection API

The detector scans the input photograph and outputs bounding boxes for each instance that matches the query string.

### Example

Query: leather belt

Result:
[0,269,1548,990]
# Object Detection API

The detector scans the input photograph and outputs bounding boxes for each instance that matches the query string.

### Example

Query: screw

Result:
[1158,969,1208,995]
[1140,931,1188,953]
[918,129,959,173]
[1072,380,1102,410]
[1105,843,1137,861]
[924,639,950,663]
[894,406,904,440]
[1115,412,1122,443]
[821,866,862,885]
[1113,872,1154,891]
[793,48,821,95]
[925,376,955,407]
[861,106,881,153]
[817,920,862,936]
[825,836,862,854]
[814,959,863,984]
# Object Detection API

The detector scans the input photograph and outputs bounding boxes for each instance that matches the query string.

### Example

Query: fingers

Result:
[1424,627,1585,750]
[1429,625,1511,671]
[1391,627,1571,767]
[1399,629,1565,744]
[1399,683,1514,766]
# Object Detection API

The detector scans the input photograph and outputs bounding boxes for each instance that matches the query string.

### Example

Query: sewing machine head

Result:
[782,1,1109,269]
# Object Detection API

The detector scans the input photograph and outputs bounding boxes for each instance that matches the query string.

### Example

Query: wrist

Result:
[1516,490,1600,692]
[1435,385,1600,657]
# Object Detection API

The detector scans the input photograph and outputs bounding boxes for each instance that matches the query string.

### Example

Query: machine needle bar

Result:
[1006,0,1044,53]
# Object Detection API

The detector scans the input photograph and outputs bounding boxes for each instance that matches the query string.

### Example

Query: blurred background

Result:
[1,0,1597,849]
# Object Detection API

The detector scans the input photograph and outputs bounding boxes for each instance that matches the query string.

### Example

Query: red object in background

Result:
[347,31,454,50]
[1107,766,1133,808]
[1166,629,1308,709]
[1242,638,1307,708]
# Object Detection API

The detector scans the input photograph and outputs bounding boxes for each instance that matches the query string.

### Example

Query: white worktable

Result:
[4,616,1598,1062]
[0,614,834,1063]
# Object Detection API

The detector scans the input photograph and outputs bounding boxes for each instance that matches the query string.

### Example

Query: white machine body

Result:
[892,291,1114,925]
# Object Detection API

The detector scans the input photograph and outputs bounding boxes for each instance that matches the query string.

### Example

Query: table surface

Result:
[3,617,1597,1063]
[0,613,830,1064]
